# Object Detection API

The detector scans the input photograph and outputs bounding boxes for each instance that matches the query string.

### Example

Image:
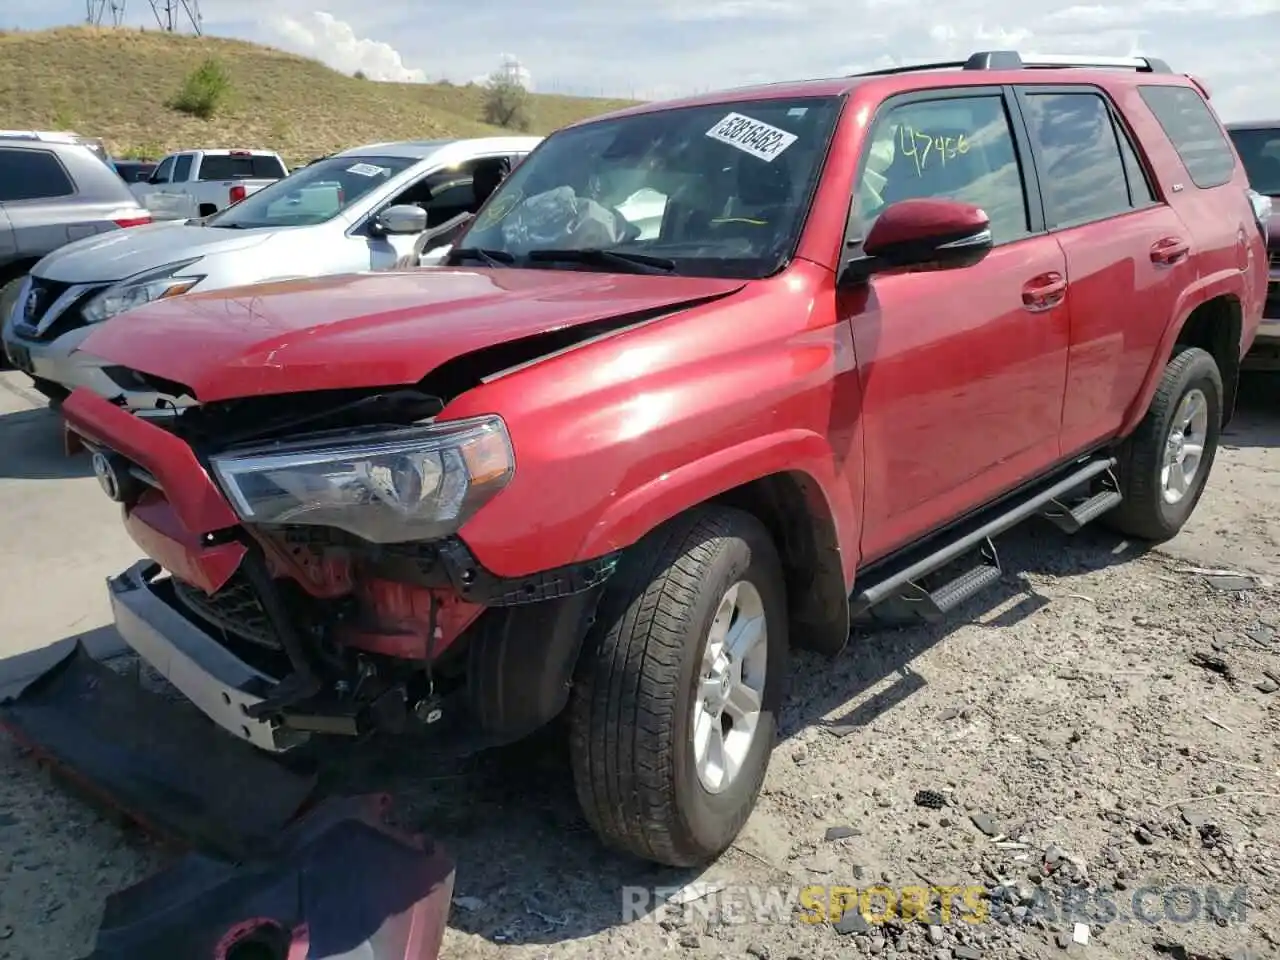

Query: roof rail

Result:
[963,51,1173,73]
[848,50,1172,78]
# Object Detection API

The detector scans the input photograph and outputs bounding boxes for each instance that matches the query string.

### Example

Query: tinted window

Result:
[152,155,175,183]
[173,154,193,182]
[1116,121,1156,205]
[857,95,1029,243]
[1022,92,1131,227]
[0,149,75,202]
[1227,127,1280,196]
[198,154,287,180]
[1139,85,1235,188]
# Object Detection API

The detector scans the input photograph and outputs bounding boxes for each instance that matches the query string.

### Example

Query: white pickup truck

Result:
[129,149,288,221]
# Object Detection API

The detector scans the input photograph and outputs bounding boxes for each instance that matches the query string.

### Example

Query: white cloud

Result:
[263,10,425,82]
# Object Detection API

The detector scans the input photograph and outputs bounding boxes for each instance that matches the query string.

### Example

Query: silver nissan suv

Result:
[0,137,153,389]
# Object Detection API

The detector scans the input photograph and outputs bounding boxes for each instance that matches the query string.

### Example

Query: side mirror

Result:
[372,204,428,236]
[840,198,993,286]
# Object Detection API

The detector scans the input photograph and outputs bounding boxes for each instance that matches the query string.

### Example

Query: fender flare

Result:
[577,428,855,561]
[1117,269,1242,438]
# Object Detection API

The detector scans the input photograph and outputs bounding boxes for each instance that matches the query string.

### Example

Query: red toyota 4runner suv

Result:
[61,51,1268,867]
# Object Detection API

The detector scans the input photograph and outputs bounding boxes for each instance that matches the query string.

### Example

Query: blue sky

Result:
[6,0,1278,119]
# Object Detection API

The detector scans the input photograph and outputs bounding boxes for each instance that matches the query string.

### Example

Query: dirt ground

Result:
[0,371,1276,960]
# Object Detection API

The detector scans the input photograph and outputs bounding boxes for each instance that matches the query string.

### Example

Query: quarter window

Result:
[1139,85,1235,189]
[857,95,1030,244]
[1021,92,1132,227]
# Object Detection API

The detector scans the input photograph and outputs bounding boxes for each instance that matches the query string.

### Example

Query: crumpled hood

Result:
[78,267,746,402]
[35,222,275,284]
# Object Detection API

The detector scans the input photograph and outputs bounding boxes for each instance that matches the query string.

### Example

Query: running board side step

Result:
[1037,468,1122,534]
[851,457,1117,622]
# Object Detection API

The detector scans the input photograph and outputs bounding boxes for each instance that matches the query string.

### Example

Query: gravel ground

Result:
[0,374,1276,960]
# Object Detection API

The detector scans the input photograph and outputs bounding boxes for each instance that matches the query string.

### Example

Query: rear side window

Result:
[198,154,287,180]
[1227,127,1280,196]
[1020,91,1144,227]
[1138,85,1235,188]
[0,148,75,202]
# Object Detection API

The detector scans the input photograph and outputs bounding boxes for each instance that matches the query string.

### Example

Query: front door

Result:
[840,88,1071,562]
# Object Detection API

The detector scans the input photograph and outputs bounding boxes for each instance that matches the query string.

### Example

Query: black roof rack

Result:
[850,50,1172,78]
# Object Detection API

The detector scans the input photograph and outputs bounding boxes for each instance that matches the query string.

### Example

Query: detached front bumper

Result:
[108,560,301,753]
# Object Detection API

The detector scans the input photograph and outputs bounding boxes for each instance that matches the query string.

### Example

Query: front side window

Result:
[855,94,1029,244]
[454,96,843,278]
[0,149,75,202]
[1021,92,1133,227]
[203,154,418,229]
[1227,127,1280,196]
[173,154,193,182]
[151,155,175,184]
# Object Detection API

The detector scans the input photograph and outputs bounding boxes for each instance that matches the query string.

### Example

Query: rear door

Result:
[1013,85,1197,455]
[841,87,1072,562]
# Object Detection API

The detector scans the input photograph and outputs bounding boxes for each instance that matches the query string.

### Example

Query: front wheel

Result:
[568,506,788,867]
[1106,345,1223,541]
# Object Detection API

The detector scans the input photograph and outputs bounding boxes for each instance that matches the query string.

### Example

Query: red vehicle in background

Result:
[59,50,1266,868]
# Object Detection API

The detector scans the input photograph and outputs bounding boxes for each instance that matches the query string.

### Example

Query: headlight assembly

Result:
[209,416,515,544]
[81,259,205,324]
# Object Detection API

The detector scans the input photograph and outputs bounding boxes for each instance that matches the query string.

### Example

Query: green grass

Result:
[0,26,637,166]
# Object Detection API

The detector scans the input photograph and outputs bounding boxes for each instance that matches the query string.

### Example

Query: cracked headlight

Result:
[209,416,515,544]
[81,259,205,324]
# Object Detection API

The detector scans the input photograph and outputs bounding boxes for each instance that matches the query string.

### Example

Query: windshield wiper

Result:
[451,247,514,268]
[526,248,676,275]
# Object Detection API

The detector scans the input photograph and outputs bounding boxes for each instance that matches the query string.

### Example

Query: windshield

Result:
[1229,127,1280,196]
[452,96,843,278]
[205,154,418,229]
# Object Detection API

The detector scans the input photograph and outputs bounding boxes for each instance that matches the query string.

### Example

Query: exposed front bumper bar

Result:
[108,560,303,753]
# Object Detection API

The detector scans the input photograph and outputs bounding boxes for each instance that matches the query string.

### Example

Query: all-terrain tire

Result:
[0,274,26,370]
[568,506,788,867]
[1106,346,1223,542]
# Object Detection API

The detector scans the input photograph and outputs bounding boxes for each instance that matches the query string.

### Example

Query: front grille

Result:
[12,278,105,342]
[173,572,282,650]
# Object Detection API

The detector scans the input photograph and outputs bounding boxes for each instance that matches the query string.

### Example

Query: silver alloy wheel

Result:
[692,580,768,794]
[1161,387,1209,505]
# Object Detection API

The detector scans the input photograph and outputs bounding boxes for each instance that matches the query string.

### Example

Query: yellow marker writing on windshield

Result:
[897,126,970,177]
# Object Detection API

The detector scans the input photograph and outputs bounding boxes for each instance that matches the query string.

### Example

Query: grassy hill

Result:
[0,27,637,165]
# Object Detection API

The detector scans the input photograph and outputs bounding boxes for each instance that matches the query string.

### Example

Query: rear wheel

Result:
[1107,346,1223,541]
[568,506,788,866]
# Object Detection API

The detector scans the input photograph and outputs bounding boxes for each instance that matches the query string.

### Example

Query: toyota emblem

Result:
[92,451,122,502]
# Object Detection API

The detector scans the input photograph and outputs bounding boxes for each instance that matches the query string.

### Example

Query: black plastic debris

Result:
[80,795,455,960]
[0,640,316,860]
[913,789,946,810]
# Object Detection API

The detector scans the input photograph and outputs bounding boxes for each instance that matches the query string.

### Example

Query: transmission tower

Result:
[86,0,128,26]
[147,0,203,34]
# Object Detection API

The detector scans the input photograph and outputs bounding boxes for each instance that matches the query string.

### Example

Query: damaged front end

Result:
[66,379,618,756]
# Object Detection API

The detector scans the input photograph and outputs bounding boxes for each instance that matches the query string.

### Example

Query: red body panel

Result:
[76,270,744,401]
[63,66,1267,611]
[122,492,246,594]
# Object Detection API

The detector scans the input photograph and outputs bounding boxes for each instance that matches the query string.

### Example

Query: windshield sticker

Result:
[346,162,389,177]
[897,125,970,177]
[705,113,798,162]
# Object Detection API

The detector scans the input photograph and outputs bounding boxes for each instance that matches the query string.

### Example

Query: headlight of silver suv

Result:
[81,259,206,324]
[209,416,515,544]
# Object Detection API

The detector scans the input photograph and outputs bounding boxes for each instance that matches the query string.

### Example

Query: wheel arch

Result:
[1121,292,1242,436]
